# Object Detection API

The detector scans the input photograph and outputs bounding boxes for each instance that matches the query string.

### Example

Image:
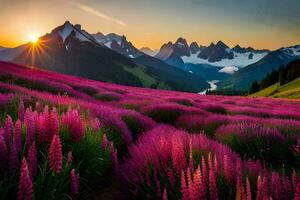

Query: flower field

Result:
[0,61,299,199]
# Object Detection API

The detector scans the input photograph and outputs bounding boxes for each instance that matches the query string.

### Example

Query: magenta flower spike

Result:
[17,158,33,200]
[209,166,218,200]
[180,170,189,200]
[0,135,8,173]
[8,142,18,176]
[163,188,168,200]
[27,142,37,178]
[49,107,59,137]
[49,135,62,174]
[4,115,14,146]
[25,115,35,151]
[246,177,251,200]
[101,134,109,150]
[70,169,80,198]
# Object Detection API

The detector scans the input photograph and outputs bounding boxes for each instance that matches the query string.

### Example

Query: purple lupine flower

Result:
[27,142,37,177]
[25,114,35,151]
[17,158,33,200]
[0,135,8,175]
[70,169,80,198]
[49,135,62,174]
[4,115,14,146]
[8,142,18,176]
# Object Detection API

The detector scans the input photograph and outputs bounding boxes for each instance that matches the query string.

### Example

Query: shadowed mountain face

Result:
[13,30,145,87]
[219,45,300,91]
[134,55,209,92]
[10,21,209,93]
[155,38,270,69]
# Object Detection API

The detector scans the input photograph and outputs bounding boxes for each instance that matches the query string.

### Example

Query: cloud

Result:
[218,66,238,74]
[69,1,126,26]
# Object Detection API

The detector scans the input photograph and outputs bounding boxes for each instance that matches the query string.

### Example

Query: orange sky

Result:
[1,0,299,50]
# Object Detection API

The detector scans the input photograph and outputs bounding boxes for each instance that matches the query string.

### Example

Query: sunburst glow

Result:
[30,34,39,43]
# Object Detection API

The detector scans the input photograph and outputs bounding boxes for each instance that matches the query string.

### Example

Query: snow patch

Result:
[182,51,268,68]
[218,66,239,74]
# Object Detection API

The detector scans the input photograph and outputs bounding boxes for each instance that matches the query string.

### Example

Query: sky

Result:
[0,0,299,50]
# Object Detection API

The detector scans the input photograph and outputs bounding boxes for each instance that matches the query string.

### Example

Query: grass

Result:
[250,77,300,99]
[123,65,157,87]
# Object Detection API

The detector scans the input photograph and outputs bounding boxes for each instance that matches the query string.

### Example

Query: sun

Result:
[30,34,39,44]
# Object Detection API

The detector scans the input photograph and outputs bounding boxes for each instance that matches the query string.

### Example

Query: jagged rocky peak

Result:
[190,42,200,54]
[215,40,229,49]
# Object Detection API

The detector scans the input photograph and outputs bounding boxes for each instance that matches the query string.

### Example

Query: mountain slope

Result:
[140,47,158,57]
[133,55,209,92]
[219,45,300,91]
[184,63,230,81]
[0,44,28,61]
[249,77,300,99]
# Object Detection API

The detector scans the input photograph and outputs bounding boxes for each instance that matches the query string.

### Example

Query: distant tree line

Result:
[249,59,300,94]
[206,89,246,96]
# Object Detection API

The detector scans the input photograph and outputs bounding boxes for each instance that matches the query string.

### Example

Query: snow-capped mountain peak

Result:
[51,21,103,47]
[92,32,143,58]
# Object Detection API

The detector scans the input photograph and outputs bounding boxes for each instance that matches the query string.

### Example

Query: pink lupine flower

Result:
[101,134,109,150]
[67,151,73,166]
[191,165,203,200]
[4,115,13,146]
[270,172,283,199]
[27,142,37,177]
[282,177,293,200]
[201,156,207,186]
[172,137,186,173]
[181,171,189,200]
[49,135,62,174]
[209,166,218,200]
[236,177,246,200]
[8,142,18,176]
[256,176,268,200]
[163,188,168,200]
[62,109,85,142]
[37,115,47,143]
[17,158,33,200]
[90,118,101,133]
[223,154,233,183]
[25,117,35,151]
[0,135,8,173]
[70,169,80,198]
[18,100,25,121]
[195,165,206,200]
[49,107,59,137]
[14,120,22,154]
[188,140,194,174]
[246,177,251,200]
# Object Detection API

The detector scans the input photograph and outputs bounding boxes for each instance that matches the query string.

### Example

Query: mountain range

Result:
[1,21,209,93]
[0,20,299,93]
